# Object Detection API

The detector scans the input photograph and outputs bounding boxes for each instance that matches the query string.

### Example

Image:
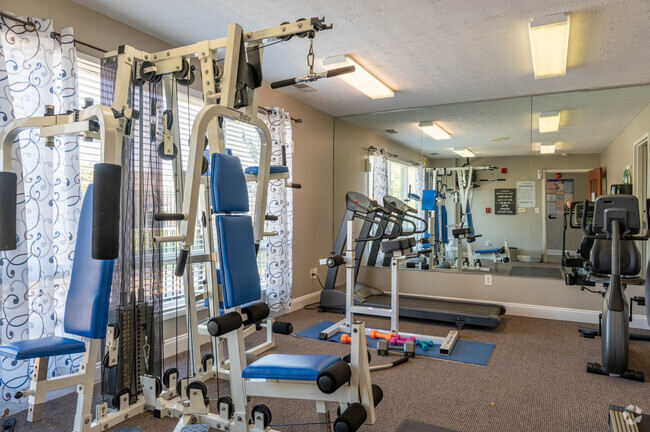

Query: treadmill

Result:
[319,191,506,328]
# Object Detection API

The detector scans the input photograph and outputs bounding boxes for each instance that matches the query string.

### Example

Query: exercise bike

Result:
[583,195,650,381]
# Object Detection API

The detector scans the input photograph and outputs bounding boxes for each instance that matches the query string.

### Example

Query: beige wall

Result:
[601,103,650,190]
[431,154,600,258]
[333,118,425,230]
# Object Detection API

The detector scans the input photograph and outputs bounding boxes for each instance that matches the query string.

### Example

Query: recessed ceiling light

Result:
[323,55,394,99]
[538,111,561,133]
[540,143,556,154]
[491,137,510,142]
[419,121,452,140]
[453,147,475,158]
[529,13,571,79]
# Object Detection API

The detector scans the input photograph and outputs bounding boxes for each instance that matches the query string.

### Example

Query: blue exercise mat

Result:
[296,321,494,366]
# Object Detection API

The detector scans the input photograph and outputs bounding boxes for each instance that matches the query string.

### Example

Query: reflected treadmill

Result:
[319,192,505,328]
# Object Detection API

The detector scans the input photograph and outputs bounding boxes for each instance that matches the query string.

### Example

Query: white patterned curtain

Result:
[263,107,293,311]
[0,14,81,407]
[372,149,388,265]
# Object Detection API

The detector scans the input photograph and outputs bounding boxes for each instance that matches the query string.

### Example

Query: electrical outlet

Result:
[310,268,318,280]
[486,241,491,247]
[484,274,493,286]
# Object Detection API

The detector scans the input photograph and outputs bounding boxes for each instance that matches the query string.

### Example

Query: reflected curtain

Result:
[0,14,81,408]
[372,149,388,265]
[263,107,293,311]
[415,162,426,240]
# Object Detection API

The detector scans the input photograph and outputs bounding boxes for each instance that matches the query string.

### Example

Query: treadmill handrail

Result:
[354,214,385,242]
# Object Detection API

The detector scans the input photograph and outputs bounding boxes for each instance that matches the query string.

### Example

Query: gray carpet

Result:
[3,309,650,432]
[508,265,563,279]
[395,419,460,431]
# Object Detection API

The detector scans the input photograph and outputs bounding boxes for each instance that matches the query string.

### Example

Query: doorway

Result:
[544,172,590,262]
[633,133,650,272]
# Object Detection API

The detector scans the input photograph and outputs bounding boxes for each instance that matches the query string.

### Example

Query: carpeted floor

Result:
[4,309,650,432]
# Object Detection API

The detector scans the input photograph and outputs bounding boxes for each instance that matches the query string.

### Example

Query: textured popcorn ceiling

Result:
[341,85,650,158]
[78,0,650,118]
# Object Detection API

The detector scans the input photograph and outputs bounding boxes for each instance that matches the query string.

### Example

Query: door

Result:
[588,168,602,200]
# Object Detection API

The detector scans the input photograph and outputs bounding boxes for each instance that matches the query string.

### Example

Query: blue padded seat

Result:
[475,248,501,254]
[216,215,261,309]
[244,165,289,175]
[0,337,86,361]
[63,185,115,340]
[422,190,436,211]
[204,299,259,312]
[242,354,340,381]
[211,153,249,214]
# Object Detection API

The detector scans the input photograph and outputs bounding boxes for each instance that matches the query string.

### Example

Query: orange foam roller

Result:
[369,329,393,341]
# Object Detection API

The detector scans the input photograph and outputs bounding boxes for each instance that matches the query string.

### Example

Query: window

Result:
[76,54,267,311]
[367,156,417,201]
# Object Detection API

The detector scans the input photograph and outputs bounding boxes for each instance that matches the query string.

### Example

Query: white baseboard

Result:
[377,290,650,331]
[546,249,564,256]
[288,291,321,313]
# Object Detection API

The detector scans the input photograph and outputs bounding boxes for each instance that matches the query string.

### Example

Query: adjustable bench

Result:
[177,153,381,432]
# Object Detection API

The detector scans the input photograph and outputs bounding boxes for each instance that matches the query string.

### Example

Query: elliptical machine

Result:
[585,194,650,381]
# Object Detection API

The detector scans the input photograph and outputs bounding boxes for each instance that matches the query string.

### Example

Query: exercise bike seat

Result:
[590,238,640,276]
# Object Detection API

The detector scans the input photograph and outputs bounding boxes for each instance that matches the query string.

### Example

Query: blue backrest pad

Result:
[63,185,115,339]
[422,190,435,211]
[211,153,249,213]
[216,215,261,308]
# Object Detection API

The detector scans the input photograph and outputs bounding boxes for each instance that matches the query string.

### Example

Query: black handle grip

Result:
[289,183,302,189]
[270,77,298,89]
[0,172,17,251]
[92,163,121,260]
[326,65,355,78]
[175,248,190,277]
[326,255,345,268]
[154,213,185,221]
[265,214,279,221]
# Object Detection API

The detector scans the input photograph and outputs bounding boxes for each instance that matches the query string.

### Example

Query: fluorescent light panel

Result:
[453,147,475,158]
[323,55,394,99]
[540,143,556,154]
[538,111,561,133]
[419,121,451,140]
[529,13,570,79]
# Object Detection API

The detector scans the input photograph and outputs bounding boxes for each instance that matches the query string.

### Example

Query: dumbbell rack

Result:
[319,221,459,356]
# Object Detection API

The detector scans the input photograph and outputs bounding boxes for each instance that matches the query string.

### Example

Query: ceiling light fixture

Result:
[540,143,556,154]
[453,147,475,158]
[538,111,561,133]
[419,121,452,140]
[528,13,570,79]
[323,55,394,99]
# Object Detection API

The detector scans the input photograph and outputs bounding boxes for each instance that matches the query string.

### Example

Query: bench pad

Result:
[244,165,289,175]
[0,337,86,361]
[242,354,340,381]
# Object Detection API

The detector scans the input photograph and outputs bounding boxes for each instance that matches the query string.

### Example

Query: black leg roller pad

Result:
[317,360,351,394]
[271,321,294,335]
[334,403,367,432]
[92,163,121,259]
[207,312,243,337]
[0,172,17,251]
[242,302,270,326]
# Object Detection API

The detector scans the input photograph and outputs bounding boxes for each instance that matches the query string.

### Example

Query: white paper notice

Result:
[517,181,536,208]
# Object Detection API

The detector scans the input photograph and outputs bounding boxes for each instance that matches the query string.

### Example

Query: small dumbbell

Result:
[369,329,394,341]
[415,339,435,351]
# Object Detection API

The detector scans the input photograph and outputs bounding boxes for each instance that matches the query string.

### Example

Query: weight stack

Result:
[103,303,154,408]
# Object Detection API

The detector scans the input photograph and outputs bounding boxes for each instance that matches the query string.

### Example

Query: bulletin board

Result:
[546,179,574,217]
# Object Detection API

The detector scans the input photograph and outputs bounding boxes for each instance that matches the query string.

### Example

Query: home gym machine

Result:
[0,16,357,432]
[166,152,382,432]
[427,166,509,272]
[581,195,650,381]
[319,191,506,328]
